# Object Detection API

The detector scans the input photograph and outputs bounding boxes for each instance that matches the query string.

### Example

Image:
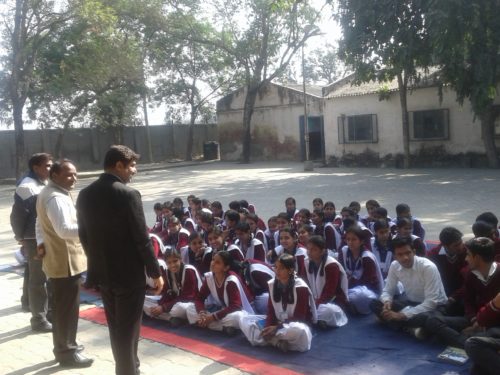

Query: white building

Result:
[216,75,500,166]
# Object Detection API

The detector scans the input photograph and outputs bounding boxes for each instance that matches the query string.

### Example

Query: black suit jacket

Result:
[76,173,160,288]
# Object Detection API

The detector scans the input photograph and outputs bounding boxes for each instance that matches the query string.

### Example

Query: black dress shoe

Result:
[59,352,94,368]
[32,321,52,333]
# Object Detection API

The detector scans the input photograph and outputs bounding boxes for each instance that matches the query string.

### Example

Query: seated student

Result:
[187,251,254,334]
[370,237,447,335]
[338,226,383,314]
[149,233,166,259]
[222,209,240,246]
[236,259,275,314]
[472,220,500,262]
[285,197,300,222]
[245,213,268,251]
[234,222,266,262]
[210,201,225,226]
[199,211,216,245]
[228,200,241,212]
[273,212,291,248]
[144,248,201,326]
[312,197,324,212]
[295,208,313,230]
[427,227,468,315]
[339,207,373,250]
[361,199,381,230]
[349,201,362,222]
[371,207,397,235]
[297,224,314,249]
[311,208,325,237]
[370,219,394,279]
[425,237,500,348]
[149,202,164,233]
[264,216,278,253]
[305,236,348,328]
[164,216,190,251]
[207,228,242,261]
[201,198,211,210]
[268,228,308,278]
[395,203,425,240]
[173,197,188,217]
[240,254,317,352]
[465,292,500,375]
[475,211,500,238]
[181,232,213,277]
[324,201,342,226]
[188,196,202,219]
[394,217,426,256]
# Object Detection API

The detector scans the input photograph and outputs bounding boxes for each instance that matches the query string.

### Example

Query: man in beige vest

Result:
[36,160,93,368]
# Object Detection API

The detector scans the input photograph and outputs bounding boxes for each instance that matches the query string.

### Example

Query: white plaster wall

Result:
[323,86,484,158]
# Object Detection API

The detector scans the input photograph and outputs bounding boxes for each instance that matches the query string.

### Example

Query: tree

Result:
[3,0,71,177]
[428,0,500,168]
[210,0,323,163]
[150,8,235,160]
[304,44,342,84]
[337,0,432,168]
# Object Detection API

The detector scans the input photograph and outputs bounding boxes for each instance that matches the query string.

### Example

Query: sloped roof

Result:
[277,83,324,98]
[323,67,441,98]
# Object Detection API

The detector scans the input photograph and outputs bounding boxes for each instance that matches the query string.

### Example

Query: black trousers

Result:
[424,312,470,348]
[100,285,145,375]
[51,274,81,360]
[370,297,429,329]
[465,328,500,375]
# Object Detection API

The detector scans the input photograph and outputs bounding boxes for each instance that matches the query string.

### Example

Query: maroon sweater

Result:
[464,263,500,321]
[427,244,468,300]
[476,298,500,328]
[159,267,199,312]
[338,250,381,294]
[265,284,312,327]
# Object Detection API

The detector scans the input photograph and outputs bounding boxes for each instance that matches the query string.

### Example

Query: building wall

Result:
[217,84,323,161]
[0,124,218,178]
[323,86,488,159]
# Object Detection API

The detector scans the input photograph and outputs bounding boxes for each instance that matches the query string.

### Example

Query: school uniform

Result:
[164,228,190,251]
[240,277,317,352]
[425,262,500,348]
[149,233,165,258]
[273,245,308,280]
[254,229,268,251]
[225,243,245,262]
[427,244,468,314]
[370,237,394,279]
[264,229,277,254]
[410,217,426,240]
[338,222,373,250]
[324,222,342,257]
[304,255,348,327]
[183,218,197,235]
[235,237,266,263]
[339,246,384,314]
[186,271,254,331]
[241,260,275,314]
[144,264,201,321]
[180,245,213,277]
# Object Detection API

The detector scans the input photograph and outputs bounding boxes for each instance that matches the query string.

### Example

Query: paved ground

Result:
[1,161,499,374]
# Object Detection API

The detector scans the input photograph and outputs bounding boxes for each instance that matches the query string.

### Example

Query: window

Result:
[409,109,449,141]
[338,114,378,144]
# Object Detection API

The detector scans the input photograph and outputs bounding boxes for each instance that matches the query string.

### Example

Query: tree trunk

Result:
[185,111,195,161]
[13,101,26,178]
[480,105,499,168]
[242,85,259,163]
[142,93,153,163]
[397,73,410,168]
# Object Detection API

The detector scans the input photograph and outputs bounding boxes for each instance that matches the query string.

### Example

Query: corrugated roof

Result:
[324,68,441,98]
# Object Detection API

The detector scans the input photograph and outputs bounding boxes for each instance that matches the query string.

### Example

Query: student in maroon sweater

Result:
[427,227,468,315]
[425,237,500,348]
[186,251,254,334]
[465,292,500,375]
[240,253,316,352]
[144,248,201,326]
[472,220,500,262]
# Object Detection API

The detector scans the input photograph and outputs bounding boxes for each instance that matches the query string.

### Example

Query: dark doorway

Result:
[300,115,325,162]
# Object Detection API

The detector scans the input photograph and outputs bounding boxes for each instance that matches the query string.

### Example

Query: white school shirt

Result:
[381,256,447,319]
[268,277,317,324]
[204,272,255,314]
[304,256,348,302]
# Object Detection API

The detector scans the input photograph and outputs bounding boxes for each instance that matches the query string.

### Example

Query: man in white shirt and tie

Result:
[370,236,448,336]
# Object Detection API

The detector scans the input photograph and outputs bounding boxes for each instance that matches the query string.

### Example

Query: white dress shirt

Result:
[381,256,447,319]
[36,189,79,245]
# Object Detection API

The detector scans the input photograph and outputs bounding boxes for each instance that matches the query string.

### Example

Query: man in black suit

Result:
[76,145,163,375]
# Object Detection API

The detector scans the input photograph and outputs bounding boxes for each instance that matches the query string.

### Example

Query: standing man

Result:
[10,153,53,332]
[36,160,93,368]
[77,145,163,375]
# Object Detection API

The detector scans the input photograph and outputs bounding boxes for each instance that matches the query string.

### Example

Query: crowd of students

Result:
[144,195,500,374]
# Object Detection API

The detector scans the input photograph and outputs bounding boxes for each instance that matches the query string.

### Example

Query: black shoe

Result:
[32,321,52,333]
[317,320,329,330]
[59,352,94,368]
